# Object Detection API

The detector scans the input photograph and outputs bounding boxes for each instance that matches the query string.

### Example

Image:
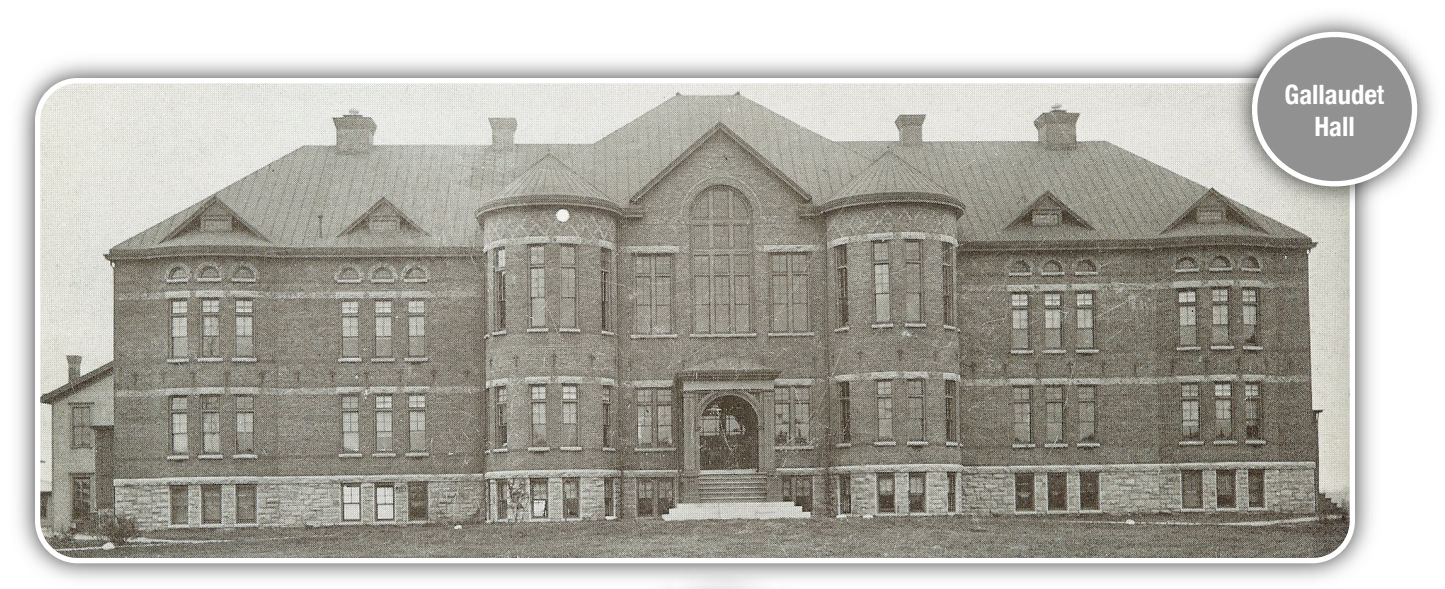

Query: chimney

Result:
[490,117,517,148]
[895,114,926,146]
[66,355,82,384]
[333,109,376,153]
[1034,105,1079,150]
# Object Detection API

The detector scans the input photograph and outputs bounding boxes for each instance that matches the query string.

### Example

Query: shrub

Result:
[96,513,140,546]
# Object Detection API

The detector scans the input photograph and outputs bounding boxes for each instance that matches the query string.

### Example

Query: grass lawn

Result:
[54,513,1348,559]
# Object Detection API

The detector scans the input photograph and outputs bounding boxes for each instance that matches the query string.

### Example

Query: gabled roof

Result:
[1160,188,1271,236]
[158,196,270,244]
[628,123,813,204]
[339,197,429,237]
[1004,191,1095,230]
[40,362,113,405]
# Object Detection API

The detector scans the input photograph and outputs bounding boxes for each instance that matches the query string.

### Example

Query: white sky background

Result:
[36,81,1351,495]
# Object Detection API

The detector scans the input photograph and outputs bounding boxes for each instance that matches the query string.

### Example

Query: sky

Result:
[35,81,1350,494]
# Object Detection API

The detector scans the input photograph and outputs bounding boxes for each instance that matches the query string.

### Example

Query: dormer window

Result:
[1197,207,1225,224]
[200,214,232,233]
[1032,209,1062,227]
[368,214,400,233]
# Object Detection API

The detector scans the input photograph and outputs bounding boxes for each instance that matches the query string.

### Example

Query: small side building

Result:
[41,356,114,532]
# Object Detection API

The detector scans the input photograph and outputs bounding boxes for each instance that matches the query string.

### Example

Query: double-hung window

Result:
[169,485,188,525]
[1075,292,1094,350]
[169,396,189,454]
[838,381,852,443]
[1214,383,1233,440]
[375,394,393,452]
[200,298,220,358]
[1043,293,1063,350]
[1178,290,1197,347]
[943,380,957,443]
[234,299,254,358]
[342,483,361,521]
[1242,288,1259,345]
[1181,384,1200,440]
[1012,386,1033,444]
[375,484,395,521]
[877,475,896,513]
[875,380,894,441]
[908,472,926,513]
[408,394,427,451]
[340,300,360,359]
[530,385,548,446]
[1077,386,1096,443]
[872,241,891,323]
[70,404,92,449]
[235,395,254,454]
[1011,294,1030,350]
[373,300,393,359]
[636,388,672,447]
[1043,386,1064,444]
[600,248,613,331]
[1244,383,1262,439]
[773,386,810,445]
[407,300,426,358]
[529,244,546,328]
[905,379,925,442]
[490,248,507,331]
[559,245,578,329]
[601,385,613,448]
[170,300,189,358]
[633,254,673,334]
[834,244,849,327]
[1211,287,1230,344]
[561,384,579,447]
[903,240,923,323]
[341,395,360,452]
[201,395,221,454]
[493,386,508,449]
[770,252,809,333]
[201,485,221,524]
[941,242,955,327]
[531,479,549,519]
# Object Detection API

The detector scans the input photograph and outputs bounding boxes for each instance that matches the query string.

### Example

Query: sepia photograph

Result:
[35,81,1350,560]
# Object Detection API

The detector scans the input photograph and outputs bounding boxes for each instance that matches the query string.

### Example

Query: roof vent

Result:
[333,109,376,154]
[490,117,517,148]
[1033,106,1079,150]
[895,114,926,146]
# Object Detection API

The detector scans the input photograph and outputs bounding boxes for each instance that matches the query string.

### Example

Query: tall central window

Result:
[691,186,752,334]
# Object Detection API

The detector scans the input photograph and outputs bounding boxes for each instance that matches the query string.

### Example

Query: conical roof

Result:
[496,154,608,201]
[834,150,953,201]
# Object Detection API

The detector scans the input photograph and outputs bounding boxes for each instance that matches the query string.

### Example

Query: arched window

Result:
[165,264,190,283]
[1209,256,1232,272]
[1241,256,1262,272]
[403,265,428,283]
[336,266,361,283]
[690,185,752,334]
[1008,260,1031,276]
[1075,259,1098,275]
[1041,260,1064,276]
[371,265,396,283]
[196,264,221,282]
[232,264,257,283]
[1175,257,1199,273]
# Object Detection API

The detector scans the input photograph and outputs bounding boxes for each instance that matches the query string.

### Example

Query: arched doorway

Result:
[699,394,759,471]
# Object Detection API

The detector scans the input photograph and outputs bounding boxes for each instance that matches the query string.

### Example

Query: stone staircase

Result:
[661,470,811,521]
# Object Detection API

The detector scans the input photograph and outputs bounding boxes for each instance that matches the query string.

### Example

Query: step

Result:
[662,501,811,521]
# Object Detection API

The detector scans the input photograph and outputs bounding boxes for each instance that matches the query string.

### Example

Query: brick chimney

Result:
[66,355,82,383]
[490,117,517,148]
[1034,105,1079,150]
[895,114,926,146]
[333,109,376,153]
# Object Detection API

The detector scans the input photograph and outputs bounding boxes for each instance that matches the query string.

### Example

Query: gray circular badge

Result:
[1254,32,1416,186]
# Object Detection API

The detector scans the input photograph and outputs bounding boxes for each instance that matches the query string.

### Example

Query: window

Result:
[837,475,852,514]
[170,299,189,358]
[337,266,361,283]
[235,395,254,454]
[495,481,510,521]
[1248,470,1265,508]
[1015,473,1034,512]
[493,386,508,449]
[342,483,361,521]
[601,385,614,448]
[1242,288,1259,345]
[169,396,188,454]
[564,478,580,518]
[375,394,393,452]
[655,478,676,516]
[876,380,894,441]
[1077,386,1096,443]
[877,475,896,513]
[905,379,924,442]
[1198,208,1225,224]
[780,476,815,511]
[1211,287,1230,344]
[903,240,923,323]
[236,484,257,524]
[908,472,926,513]
[408,394,426,451]
[70,404,92,449]
[230,263,255,281]
[838,381,852,443]
[1075,292,1094,349]
[1181,470,1203,509]
[371,265,396,283]
[1175,257,1198,273]
[529,244,546,328]
[234,299,253,358]
[402,483,425,520]
[490,248,507,331]
[948,472,959,513]
[561,384,579,447]
[1008,260,1031,276]
[403,265,427,282]
[1043,293,1062,349]
[1013,386,1032,444]
[769,252,809,333]
[637,479,655,517]
[71,475,93,524]
[1242,256,1262,272]
[407,300,426,357]
[202,484,221,524]
[1209,255,1232,271]
[341,395,359,452]
[1214,383,1233,440]
[1011,293,1030,350]
[601,248,613,331]
[691,186,752,334]
[1178,290,1197,346]
[1217,470,1237,509]
[633,254,673,334]
[559,245,578,329]
[942,242,956,327]
[201,298,220,358]
[341,300,360,358]
[872,241,891,323]
[1047,472,1067,511]
[774,386,810,445]
[201,395,221,454]
[834,244,849,327]
[1044,386,1064,444]
[1244,383,1262,439]
[530,384,548,446]
[368,214,399,233]
[1075,259,1098,275]
[1041,260,1063,276]
[374,300,393,358]
[636,388,672,447]
[530,479,549,518]
[1181,384,1200,440]
[375,483,395,520]
[169,485,188,525]
[196,264,221,281]
[943,380,957,443]
[1079,472,1100,511]
[166,265,189,282]
[603,478,617,518]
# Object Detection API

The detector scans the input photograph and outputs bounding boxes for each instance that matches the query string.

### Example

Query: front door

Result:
[699,395,758,470]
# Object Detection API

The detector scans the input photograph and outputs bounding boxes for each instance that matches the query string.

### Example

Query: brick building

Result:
[105,94,1317,530]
